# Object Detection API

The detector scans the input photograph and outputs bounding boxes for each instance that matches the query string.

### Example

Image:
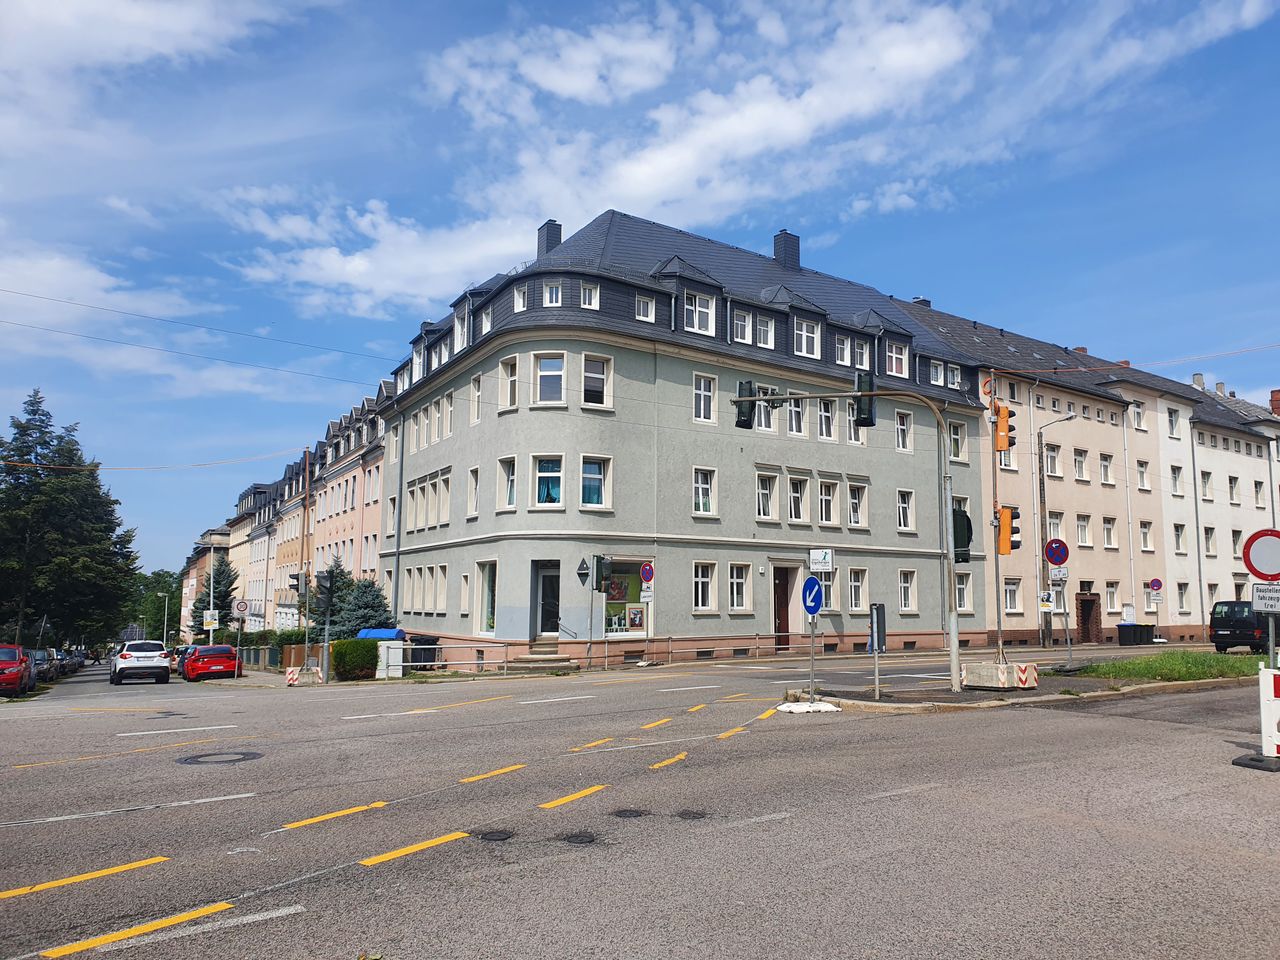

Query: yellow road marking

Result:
[717,727,747,740]
[720,693,748,701]
[282,801,387,830]
[687,704,707,713]
[640,718,672,729]
[1,857,169,901]
[12,736,246,769]
[570,738,613,752]
[459,764,526,783]
[360,831,470,867]
[724,697,782,702]
[755,708,778,721]
[649,752,687,770]
[40,902,234,957]
[588,674,691,685]
[409,695,512,714]
[539,784,609,809]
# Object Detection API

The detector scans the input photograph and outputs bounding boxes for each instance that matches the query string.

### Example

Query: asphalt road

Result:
[2,650,1277,960]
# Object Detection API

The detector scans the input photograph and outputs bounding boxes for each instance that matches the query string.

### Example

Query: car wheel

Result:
[157,674,169,684]
[1214,645,1229,654]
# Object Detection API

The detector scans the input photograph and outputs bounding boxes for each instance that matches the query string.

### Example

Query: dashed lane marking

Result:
[539,785,609,810]
[686,704,707,713]
[717,727,747,740]
[649,752,687,770]
[459,764,526,783]
[569,738,613,752]
[0,857,169,901]
[0,794,256,827]
[97,905,306,953]
[115,725,236,738]
[360,831,470,867]
[517,696,597,704]
[281,802,387,831]
[39,902,235,957]
[755,708,778,721]
[658,685,721,692]
[640,718,673,729]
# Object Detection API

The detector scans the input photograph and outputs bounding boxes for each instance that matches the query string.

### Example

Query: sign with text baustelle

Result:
[808,548,833,573]
[1253,582,1280,613]
[203,610,219,630]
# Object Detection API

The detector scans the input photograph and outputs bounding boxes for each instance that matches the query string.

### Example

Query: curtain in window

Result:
[537,459,561,504]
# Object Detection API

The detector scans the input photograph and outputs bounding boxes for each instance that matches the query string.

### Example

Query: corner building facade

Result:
[379,212,989,662]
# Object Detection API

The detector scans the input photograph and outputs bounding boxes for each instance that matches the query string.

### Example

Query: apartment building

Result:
[312,400,384,582]
[177,525,229,641]
[377,213,990,661]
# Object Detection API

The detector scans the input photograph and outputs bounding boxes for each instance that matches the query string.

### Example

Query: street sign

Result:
[1149,577,1163,592]
[1253,583,1280,613]
[802,575,823,616]
[640,561,655,583]
[233,598,250,616]
[1044,539,1069,566]
[639,581,654,604]
[1151,592,1164,605]
[1243,529,1280,582]
[202,610,219,631]
[808,548,833,573]
[1049,566,1068,583]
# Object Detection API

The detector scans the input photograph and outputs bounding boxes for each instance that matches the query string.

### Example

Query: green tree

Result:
[315,558,355,623]
[0,389,139,644]
[330,577,395,639]
[126,569,182,644]
[189,554,239,636]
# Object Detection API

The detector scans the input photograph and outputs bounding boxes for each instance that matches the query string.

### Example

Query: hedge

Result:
[331,638,379,681]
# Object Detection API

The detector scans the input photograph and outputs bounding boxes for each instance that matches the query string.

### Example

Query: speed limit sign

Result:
[233,598,250,616]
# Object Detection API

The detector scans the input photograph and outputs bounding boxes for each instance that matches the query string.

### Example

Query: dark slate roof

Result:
[651,255,723,288]
[1215,391,1280,427]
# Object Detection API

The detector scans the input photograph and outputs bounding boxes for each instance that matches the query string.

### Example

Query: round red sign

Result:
[1243,529,1280,582]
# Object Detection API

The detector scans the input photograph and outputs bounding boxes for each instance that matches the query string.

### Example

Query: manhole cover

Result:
[677,810,707,821]
[479,831,513,842]
[612,809,646,819]
[563,833,596,845]
[177,751,263,766]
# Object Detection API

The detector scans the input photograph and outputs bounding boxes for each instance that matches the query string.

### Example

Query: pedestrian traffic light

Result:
[594,555,612,591]
[994,400,1017,451]
[952,507,973,563]
[853,371,876,427]
[733,380,756,429]
[997,506,1022,555]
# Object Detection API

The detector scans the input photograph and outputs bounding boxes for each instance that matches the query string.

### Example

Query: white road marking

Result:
[582,735,714,754]
[882,673,951,680]
[863,784,937,801]
[769,678,826,684]
[116,725,237,737]
[0,793,256,826]
[517,695,596,704]
[97,904,307,952]
[712,665,778,671]
[340,709,438,720]
[658,685,721,692]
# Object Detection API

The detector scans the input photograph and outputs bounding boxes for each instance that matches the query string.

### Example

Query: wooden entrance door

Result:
[773,569,791,648]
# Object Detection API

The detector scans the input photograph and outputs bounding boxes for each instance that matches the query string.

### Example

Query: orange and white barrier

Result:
[1261,668,1280,760]
[285,667,300,687]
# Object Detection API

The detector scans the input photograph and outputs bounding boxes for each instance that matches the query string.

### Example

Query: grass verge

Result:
[1075,651,1265,682]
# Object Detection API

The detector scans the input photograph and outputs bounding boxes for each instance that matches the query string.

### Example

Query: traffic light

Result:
[733,380,756,429]
[853,371,876,427]
[594,555,613,592]
[994,400,1017,451]
[314,571,332,615]
[288,571,301,594]
[952,507,973,563]
[997,506,1022,555]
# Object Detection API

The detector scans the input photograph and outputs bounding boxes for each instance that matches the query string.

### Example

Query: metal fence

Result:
[237,645,281,670]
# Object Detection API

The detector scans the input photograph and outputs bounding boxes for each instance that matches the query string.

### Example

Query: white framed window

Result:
[787,396,805,437]
[816,570,835,611]
[930,361,945,386]
[1143,581,1156,613]
[498,456,516,511]
[444,392,453,437]
[1003,577,1021,614]
[818,400,834,440]
[729,563,751,612]
[692,562,716,612]
[580,282,599,310]
[514,284,527,312]
[886,342,908,377]
[848,483,867,527]
[635,294,654,323]
[1176,582,1190,613]
[693,374,715,423]
[1232,528,1243,558]
[387,495,397,535]
[854,339,870,369]
[692,467,716,516]
[955,572,972,612]
[1105,582,1119,612]
[818,480,837,525]
[1140,521,1153,551]
[580,456,610,509]
[1167,407,1180,437]
[534,353,565,405]
[846,402,864,445]
[470,374,482,424]
[788,476,809,522]
[533,456,563,507]
[895,411,912,451]
[543,280,562,307]
[1099,453,1113,484]
[1051,397,1061,413]
[835,335,851,366]
[896,489,914,531]
[848,568,867,612]
[948,422,966,461]
[1074,449,1088,481]
[454,309,468,352]
[481,306,492,336]
[582,355,612,408]
[898,569,916,612]
[1257,480,1267,508]
[1102,516,1116,548]
[755,386,775,431]
[1204,525,1217,556]
[1173,523,1186,553]
[1131,401,1146,430]
[1076,514,1091,546]
[1035,393,1045,409]
[467,466,479,518]
[1200,470,1212,500]
[755,314,774,349]
[684,292,713,335]
[793,318,819,358]
[733,309,752,344]
[430,398,441,443]
[1045,444,1061,476]
[1228,475,1240,504]
[1137,460,1149,490]
[499,356,518,410]
[756,474,778,520]
[947,365,961,389]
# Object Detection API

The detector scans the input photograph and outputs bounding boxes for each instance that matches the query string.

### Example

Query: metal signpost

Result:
[202,609,218,647]
[868,603,887,700]
[802,575,822,704]
[1045,540,1069,652]
[233,599,249,671]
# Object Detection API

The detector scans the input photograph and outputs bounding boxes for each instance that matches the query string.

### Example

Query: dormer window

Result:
[580,282,599,310]
[733,309,752,344]
[755,314,774,349]
[886,342,908,378]
[411,344,424,382]
[514,284,527,312]
[929,361,944,385]
[793,318,819,359]
[854,339,870,369]
[635,294,654,322]
[684,293,713,335]
[454,309,468,352]
[947,365,961,389]
[544,281,562,307]
[481,306,492,336]
[835,335,851,366]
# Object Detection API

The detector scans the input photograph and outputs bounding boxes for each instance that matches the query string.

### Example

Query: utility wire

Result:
[0,447,306,473]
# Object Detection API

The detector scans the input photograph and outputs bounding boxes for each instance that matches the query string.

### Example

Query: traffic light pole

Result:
[991,405,1006,663]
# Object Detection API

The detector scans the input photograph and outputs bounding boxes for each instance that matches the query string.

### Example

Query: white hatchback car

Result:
[110,641,171,685]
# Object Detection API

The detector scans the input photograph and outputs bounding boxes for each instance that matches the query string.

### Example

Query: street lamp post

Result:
[1037,413,1076,647]
[158,592,170,649]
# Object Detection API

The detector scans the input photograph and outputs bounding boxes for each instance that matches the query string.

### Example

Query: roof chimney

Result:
[911,296,931,308]
[537,219,562,257]
[1118,360,1131,367]
[1215,381,1226,396]
[1229,390,1237,399]
[1073,346,1088,354]
[1192,373,1205,390]
[1271,389,1280,416]
[773,229,800,270]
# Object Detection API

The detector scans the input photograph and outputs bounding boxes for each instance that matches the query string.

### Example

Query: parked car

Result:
[0,645,33,697]
[1210,601,1266,653]
[27,649,57,684]
[110,641,170,685]
[182,645,243,681]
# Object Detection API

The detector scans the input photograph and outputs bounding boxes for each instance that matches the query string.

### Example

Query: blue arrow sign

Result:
[802,575,823,616]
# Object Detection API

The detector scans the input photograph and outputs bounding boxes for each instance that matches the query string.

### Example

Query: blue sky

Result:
[1,0,1277,572]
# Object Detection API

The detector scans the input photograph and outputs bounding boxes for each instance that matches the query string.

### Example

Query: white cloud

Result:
[847,179,956,219]
[103,195,161,228]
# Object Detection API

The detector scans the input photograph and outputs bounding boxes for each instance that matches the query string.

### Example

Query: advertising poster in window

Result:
[604,563,648,635]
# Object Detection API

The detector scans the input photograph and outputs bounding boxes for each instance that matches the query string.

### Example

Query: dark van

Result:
[1210,601,1264,653]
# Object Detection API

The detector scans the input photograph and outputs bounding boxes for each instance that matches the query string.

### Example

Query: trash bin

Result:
[1117,623,1140,646]
[1140,623,1156,644]
[408,637,439,667]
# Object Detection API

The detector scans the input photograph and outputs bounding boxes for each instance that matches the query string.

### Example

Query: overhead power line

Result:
[1,447,306,473]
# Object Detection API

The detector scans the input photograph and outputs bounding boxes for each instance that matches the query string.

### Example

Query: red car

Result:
[182,645,243,681]
[0,644,33,697]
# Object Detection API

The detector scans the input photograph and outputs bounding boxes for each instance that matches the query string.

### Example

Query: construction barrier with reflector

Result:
[1233,666,1280,773]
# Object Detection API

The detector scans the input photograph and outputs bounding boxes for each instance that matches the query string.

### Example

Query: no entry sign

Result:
[1243,529,1280,582]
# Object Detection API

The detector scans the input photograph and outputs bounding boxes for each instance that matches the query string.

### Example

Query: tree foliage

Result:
[188,554,239,636]
[127,569,182,643]
[329,577,395,639]
[0,389,139,644]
